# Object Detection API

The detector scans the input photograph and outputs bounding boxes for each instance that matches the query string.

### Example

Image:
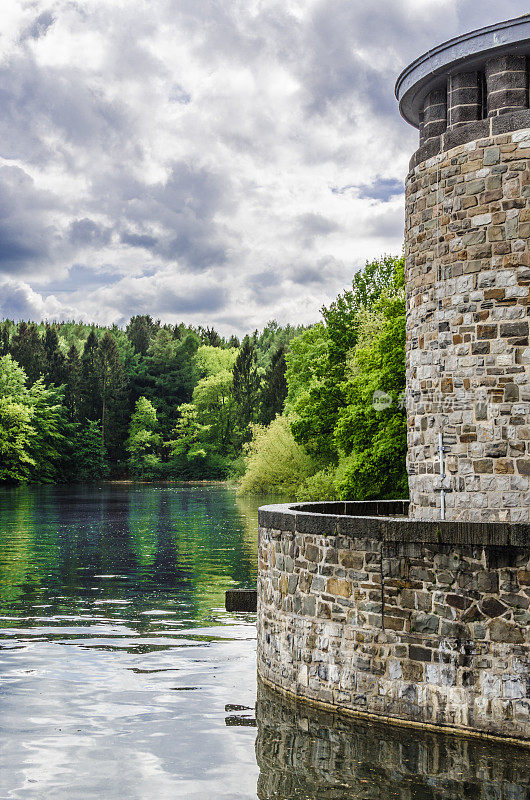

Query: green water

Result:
[0,484,528,800]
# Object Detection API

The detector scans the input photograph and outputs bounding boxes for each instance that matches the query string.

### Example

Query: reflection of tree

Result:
[151,492,192,590]
[255,681,530,800]
[0,486,41,608]
[0,485,264,627]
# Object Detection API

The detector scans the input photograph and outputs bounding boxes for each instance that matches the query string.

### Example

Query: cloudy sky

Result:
[0,1,529,335]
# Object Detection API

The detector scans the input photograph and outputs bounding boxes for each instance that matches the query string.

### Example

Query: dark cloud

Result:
[120,231,158,249]
[366,205,405,240]
[0,166,58,272]
[111,161,232,269]
[295,213,340,238]
[68,218,112,247]
[289,256,345,287]
[0,283,40,319]
[21,11,56,41]
[105,278,229,318]
[35,264,121,293]
[156,285,228,314]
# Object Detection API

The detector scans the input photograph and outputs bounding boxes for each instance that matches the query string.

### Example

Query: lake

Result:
[0,484,528,800]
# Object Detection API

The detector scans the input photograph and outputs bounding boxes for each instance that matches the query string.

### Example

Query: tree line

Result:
[0,317,299,483]
[0,254,408,500]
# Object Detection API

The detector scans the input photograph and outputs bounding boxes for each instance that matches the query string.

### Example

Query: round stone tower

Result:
[396,16,530,523]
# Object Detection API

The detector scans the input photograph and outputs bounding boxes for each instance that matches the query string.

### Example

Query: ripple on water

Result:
[0,484,528,800]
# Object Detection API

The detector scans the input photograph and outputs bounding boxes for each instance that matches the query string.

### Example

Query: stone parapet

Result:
[257,503,530,743]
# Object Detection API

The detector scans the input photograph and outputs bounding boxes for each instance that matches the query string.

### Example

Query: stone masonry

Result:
[406,129,530,522]
[256,680,530,799]
[257,503,530,742]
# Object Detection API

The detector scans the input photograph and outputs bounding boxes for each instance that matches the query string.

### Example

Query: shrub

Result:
[237,415,315,496]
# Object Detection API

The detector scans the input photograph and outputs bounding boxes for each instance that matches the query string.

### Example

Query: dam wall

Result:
[257,502,530,743]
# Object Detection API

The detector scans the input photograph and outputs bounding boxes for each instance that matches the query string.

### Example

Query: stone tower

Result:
[396,16,530,522]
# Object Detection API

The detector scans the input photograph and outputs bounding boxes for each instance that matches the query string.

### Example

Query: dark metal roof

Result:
[395,15,530,129]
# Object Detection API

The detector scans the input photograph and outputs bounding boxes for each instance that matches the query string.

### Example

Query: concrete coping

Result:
[396,15,530,129]
[408,111,530,172]
[258,500,529,547]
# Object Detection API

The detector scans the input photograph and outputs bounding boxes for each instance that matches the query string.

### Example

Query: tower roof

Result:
[396,15,530,129]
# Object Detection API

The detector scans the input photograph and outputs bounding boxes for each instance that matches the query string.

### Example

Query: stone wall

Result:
[256,680,530,800]
[257,504,530,743]
[406,127,530,522]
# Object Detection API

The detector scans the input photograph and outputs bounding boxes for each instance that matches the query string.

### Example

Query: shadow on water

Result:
[255,680,530,800]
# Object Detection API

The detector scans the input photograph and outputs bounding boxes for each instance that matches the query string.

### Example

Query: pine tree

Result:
[79,328,100,421]
[10,322,46,384]
[259,345,287,424]
[232,336,260,430]
[94,331,124,450]
[64,344,81,419]
[43,324,66,386]
[0,321,11,356]
[199,326,223,347]
[126,315,156,355]
[75,420,109,482]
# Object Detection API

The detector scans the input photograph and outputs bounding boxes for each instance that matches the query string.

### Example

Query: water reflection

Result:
[255,681,530,800]
[1,484,528,800]
[0,484,259,625]
[0,484,263,800]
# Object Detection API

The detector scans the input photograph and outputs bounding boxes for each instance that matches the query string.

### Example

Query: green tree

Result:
[94,331,125,458]
[232,335,260,432]
[0,355,71,484]
[0,355,35,483]
[134,330,200,435]
[126,315,157,355]
[168,403,213,476]
[79,328,100,421]
[0,397,35,482]
[64,344,81,419]
[27,381,71,483]
[238,415,315,496]
[199,326,223,347]
[288,255,404,464]
[126,396,161,478]
[75,420,109,482]
[0,321,11,356]
[10,321,46,384]
[259,345,288,424]
[0,353,28,398]
[193,369,238,459]
[195,344,237,378]
[43,324,66,386]
[334,292,407,500]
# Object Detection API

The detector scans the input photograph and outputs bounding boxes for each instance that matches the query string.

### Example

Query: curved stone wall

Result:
[256,680,530,800]
[405,128,530,522]
[257,503,530,743]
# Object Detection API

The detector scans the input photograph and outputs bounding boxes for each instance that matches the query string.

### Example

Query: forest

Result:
[0,254,407,500]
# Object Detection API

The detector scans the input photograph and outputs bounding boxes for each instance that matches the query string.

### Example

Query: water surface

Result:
[0,484,528,800]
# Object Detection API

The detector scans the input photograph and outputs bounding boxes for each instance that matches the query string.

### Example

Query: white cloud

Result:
[0,0,527,333]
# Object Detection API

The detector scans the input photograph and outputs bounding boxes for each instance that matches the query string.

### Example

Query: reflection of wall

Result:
[255,680,530,800]
[258,507,530,741]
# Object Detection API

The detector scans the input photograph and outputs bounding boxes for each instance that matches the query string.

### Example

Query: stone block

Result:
[409,644,432,662]
[326,578,352,598]
[488,618,524,643]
